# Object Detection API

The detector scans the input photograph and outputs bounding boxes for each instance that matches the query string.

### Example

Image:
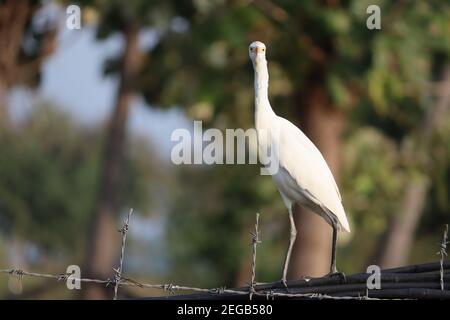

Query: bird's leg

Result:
[331,222,338,274]
[281,206,297,288]
[326,222,346,283]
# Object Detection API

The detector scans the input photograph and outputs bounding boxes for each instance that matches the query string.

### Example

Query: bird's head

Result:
[249,41,266,65]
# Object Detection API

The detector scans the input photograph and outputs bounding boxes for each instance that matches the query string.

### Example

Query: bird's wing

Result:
[275,116,350,232]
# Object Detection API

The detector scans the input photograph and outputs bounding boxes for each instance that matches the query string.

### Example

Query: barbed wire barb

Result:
[249,212,261,300]
[437,224,449,291]
[113,208,134,300]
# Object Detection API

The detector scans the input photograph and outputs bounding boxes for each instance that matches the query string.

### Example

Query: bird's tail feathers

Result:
[339,212,351,233]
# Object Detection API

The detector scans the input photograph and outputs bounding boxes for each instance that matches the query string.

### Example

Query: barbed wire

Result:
[0,212,449,300]
[249,212,261,300]
[437,224,448,291]
[114,208,134,300]
[0,267,251,296]
[0,267,377,299]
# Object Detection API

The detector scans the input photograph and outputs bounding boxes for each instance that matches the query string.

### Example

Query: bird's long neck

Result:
[253,59,275,128]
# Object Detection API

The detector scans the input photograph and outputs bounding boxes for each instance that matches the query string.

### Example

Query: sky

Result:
[9,18,190,160]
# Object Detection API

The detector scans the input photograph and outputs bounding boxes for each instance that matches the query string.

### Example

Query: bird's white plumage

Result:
[250,41,350,233]
[273,116,350,232]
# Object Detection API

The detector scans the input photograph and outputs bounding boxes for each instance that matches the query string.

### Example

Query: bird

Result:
[249,41,351,285]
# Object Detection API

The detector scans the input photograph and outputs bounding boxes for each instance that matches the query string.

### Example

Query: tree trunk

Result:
[287,84,345,279]
[376,66,450,268]
[233,223,254,287]
[0,0,29,123]
[0,0,56,123]
[82,23,141,299]
[0,82,8,123]
[377,180,428,268]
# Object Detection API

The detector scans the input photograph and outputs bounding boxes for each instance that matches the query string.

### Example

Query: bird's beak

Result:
[255,47,261,54]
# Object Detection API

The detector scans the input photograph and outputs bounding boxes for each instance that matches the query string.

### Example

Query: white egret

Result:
[249,41,351,285]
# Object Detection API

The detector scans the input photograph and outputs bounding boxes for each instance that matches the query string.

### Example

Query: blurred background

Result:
[0,0,449,299]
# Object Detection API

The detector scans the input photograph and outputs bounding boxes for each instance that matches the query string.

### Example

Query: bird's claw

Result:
[326,271,347,283]
[280,278,288,289]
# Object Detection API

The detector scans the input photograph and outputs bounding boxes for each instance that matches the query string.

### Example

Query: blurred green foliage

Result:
[0,0,449,294]
[0,105,154,257]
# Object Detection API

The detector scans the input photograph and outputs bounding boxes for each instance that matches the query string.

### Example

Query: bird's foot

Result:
[279,278,288,290]
[324,271,347,283]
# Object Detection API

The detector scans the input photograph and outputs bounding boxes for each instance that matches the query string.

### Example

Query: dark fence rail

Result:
[150,261,450,300]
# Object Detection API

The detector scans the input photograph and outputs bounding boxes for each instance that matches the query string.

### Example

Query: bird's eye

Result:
[262,48,265,51]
